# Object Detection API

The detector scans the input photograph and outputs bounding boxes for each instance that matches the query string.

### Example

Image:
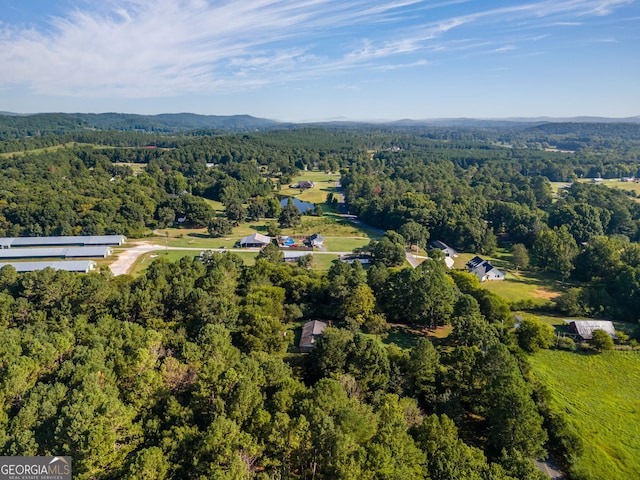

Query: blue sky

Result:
[0,0,638,121]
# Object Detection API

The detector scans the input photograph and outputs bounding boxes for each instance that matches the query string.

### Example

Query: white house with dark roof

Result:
[466,255,505,282]
[429,240,458,258]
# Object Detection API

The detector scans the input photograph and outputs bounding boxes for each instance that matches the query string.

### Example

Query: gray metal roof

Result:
[0,261,97,273]
[283,251,313,259]
[430,240,458,257]
[239,233,271,245]
[0,246,112,259]
[566,320,617,340]
[299,320,328,350]
[0,235,125,248]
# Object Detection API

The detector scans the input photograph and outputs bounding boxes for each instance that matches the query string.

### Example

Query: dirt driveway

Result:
[109,242,162,276]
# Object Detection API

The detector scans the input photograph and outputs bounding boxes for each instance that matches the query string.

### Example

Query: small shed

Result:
[565,320,617,341]
[299,320,328,352]
[239,233,272,248]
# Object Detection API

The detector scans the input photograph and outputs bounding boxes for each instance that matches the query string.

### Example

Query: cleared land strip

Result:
[109,242,352,275]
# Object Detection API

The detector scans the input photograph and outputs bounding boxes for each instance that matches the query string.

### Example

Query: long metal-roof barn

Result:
[0,261,97,273]
[0,246,112,259]
[0,235,125,249]
[564,320,617,340]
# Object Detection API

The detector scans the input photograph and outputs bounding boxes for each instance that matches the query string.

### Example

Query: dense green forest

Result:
[1,255,554,479]
[1,119,640,479]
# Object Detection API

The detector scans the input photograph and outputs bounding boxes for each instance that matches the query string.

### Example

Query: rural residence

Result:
[299,320,328,352]
[466,256,505,282]
[239,233,272,248]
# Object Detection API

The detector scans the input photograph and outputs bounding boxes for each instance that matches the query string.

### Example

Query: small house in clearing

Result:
[466,256,505,282]
[239,233,272,248]
[299,320,328,352]
[307,233,325,248]
[565,320,617,341]
[295,180,315,189]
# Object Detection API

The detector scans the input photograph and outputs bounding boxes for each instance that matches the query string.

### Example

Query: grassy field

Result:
[0,142,117,157]
[551,179,640,198]
[310,254,340,270]
[120,212,381,275]
[530,350,640,480]
[129,250,199,275]
[202,198,225,213]
[549,181,572,195]
[280,172,340,204]
[454,250,564,306]
[322,237,371,252]
[151,215,378,251]
[113,162,146,174]
[517,313,639,341]
[482,270,563,306]
[128,248,337,275]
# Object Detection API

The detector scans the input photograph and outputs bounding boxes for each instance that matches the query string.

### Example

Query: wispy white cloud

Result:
[0,0,633,98]
[373,59,430,70]
[490,45,517,53]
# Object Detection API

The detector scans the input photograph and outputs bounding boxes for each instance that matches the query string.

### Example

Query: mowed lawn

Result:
[280,172,340,204]
[129,250,199,275]
[530,350,640,480]
[453,252,564,306]
[151,215,378,251]
[129,248,337,274]
[322,237,371,252]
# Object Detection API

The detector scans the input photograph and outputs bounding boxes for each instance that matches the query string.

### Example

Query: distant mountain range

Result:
[0,112,281,136]
[366,116,640,128]
[0,112,639,138]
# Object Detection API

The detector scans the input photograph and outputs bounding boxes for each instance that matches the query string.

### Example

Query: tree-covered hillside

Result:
[1,124,640,478]
[0,254,552,479]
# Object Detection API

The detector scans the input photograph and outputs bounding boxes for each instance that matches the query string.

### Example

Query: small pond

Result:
[280,197,315,213]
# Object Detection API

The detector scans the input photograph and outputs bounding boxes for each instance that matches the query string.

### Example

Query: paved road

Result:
[334,180,346,213]
[406,251,420,268]
[534,457,564,480]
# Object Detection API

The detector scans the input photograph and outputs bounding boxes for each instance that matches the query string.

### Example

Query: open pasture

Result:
[530,350,640,480]
[454,251,564,306]
[279,172,340,204]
